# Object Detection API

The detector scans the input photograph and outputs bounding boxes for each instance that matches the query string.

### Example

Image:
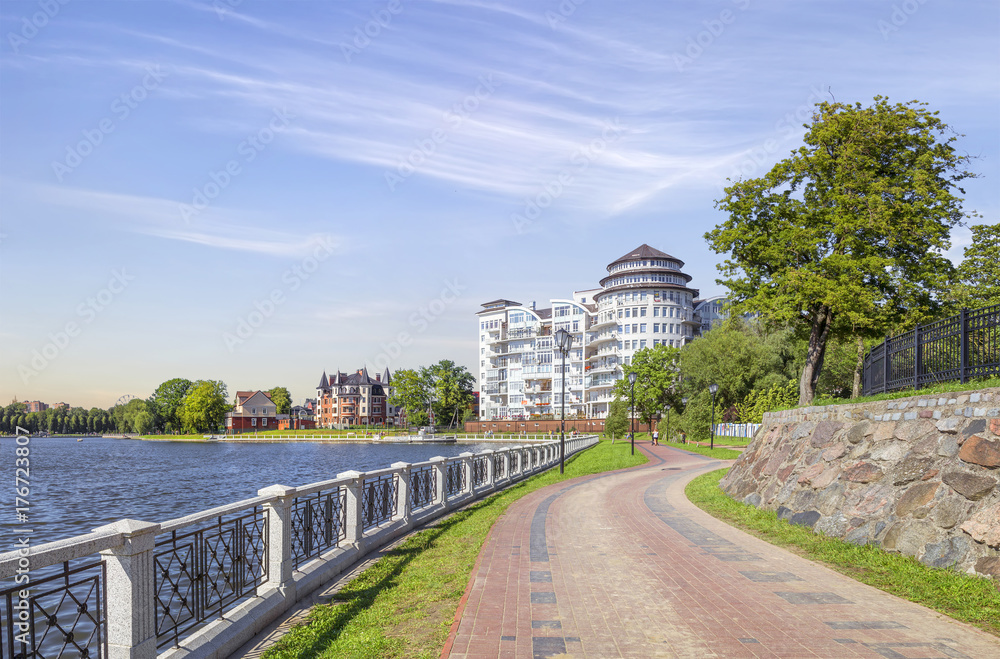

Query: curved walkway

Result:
[443,443,1000,658]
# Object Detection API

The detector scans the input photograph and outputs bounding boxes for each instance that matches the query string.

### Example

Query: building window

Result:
[632,324,638,333]
[640,323,647,333]
[262,418,267,427]
[640,340,647,349]
[251,418,257,427]
[640,307,646,317]
[653,324,659,333]
[625,308,630,318]
[653,307,659,317]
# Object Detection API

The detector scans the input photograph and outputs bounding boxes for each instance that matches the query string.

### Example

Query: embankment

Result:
[720,388,1000,576]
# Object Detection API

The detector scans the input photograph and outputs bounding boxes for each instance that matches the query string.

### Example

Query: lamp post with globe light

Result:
[554,328,573,474]
[628,371,637,456]
[709,383,719,450]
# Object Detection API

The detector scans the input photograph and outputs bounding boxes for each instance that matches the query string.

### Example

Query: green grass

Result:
[686,468,1000,637]
[262,440,647,659]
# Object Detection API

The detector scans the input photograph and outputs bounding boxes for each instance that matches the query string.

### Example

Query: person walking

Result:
[652,429,659,446]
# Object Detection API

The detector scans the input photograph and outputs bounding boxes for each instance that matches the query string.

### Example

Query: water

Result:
[2,436,501,546]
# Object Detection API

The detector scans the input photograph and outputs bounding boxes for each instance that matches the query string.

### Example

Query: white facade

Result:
[477,244,699,421]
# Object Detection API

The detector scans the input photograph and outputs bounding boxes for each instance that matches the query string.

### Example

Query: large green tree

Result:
[388,369,432,427]
[179,380,229,433]
[710,97,976,405]
[613,344,682,424]
[955,223,1000,308]
[267,386,292,415]
[425,360,475,429]
[150,378,192,433]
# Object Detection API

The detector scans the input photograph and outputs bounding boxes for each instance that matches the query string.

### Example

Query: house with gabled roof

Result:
[225,390,278,434]
[315,366,398,428]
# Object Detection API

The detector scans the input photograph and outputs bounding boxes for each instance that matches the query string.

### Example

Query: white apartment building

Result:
[477,244,700,421]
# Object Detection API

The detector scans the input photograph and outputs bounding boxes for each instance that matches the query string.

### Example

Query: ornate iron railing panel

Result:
[154,507,268,648]
[290,488,346,568]
[472,457,488,488]
[361,474,397,530]
[0,560,106,659]
[445,462,466,498]
[409,466,436,511]
[492,453,506,481]
[863,304,1000,395]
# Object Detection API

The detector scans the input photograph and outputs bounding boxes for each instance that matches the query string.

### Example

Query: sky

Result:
[1,0,997,410]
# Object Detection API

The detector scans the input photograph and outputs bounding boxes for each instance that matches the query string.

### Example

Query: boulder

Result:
[922,535,973,569]
[789,510,821,528]
[810,420,843,448]
[960,503,1000,548]
[942,471,997,501]
[931,496,970,530]
[958,435,1000,468]
[895,481,940,517]
[889,456,936,486]
[846,422,870,444]
[844,462,884,483]
[975,556,1000,577]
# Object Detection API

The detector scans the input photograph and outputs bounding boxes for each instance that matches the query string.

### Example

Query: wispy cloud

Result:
[21,182,343,257]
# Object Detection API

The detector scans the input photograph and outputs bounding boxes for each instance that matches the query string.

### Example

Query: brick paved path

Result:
[443,444,1000,658]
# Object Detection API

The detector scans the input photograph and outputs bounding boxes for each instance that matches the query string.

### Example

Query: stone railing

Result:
[0,436,599,659]
[721,388,999,577]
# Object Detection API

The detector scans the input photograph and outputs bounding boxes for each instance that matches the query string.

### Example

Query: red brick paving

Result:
[443,444,1000,658]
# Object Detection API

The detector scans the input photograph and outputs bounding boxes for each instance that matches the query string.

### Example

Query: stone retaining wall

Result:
[720,388,1000,577]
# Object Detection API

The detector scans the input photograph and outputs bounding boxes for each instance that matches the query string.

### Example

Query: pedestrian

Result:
[652,430,659,446]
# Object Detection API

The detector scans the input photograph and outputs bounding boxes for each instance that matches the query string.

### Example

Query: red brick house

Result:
[225,390,278,434]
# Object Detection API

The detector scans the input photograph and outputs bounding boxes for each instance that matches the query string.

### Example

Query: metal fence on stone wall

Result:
[862,304,1000,396]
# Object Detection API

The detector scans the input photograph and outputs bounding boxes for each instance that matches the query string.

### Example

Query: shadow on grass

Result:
[272,486,526,659]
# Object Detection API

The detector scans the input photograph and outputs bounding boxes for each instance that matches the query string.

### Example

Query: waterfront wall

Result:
[720,389,1000,577]
[0,436,599,659]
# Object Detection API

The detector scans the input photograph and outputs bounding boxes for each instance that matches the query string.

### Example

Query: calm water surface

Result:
[2,436,501,545]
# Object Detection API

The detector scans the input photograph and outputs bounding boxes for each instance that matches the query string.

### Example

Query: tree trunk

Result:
[798,304,833,406]
[852,336,865,398]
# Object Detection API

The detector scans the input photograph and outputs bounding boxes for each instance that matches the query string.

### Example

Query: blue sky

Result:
[1,0,997,409]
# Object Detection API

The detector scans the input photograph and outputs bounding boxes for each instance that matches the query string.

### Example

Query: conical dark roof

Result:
[609,244,680,268]
[317,371,329,389]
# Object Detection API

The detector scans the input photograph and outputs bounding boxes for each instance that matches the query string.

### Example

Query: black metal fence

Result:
[862,304,1000,396]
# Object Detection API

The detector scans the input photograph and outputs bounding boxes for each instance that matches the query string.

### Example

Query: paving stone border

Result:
[720,388,1000,577]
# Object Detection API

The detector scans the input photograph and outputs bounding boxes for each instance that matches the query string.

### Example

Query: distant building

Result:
[225,391,277,433]
[478,244,699,420]
[315,367,397,428]
[22,400,48,413]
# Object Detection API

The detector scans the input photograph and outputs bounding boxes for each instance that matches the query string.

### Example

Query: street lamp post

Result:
[708,383,719,450]
[680,397,688,444]
[628,371,637,456]
[555,328,573,474]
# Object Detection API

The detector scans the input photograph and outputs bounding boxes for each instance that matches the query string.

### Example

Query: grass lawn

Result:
[687,468,1000,637]
[262,440,647,659]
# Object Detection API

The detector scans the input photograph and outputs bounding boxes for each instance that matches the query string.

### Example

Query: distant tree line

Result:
[2,381,296,436]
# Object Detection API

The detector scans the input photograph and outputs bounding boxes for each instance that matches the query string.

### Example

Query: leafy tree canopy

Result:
[267,386,292,415]
[613,344,681,424]
[388,369,432,427]
[709,96,977,405]
[150,378,192,432]
[179,380,229,433]
[955,223,1000,308]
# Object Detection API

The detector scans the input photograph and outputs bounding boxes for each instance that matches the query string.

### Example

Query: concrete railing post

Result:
[430,457,447,505]
[392,462,411,526]
[481,449,494,491]
[459,452,474,494]
[338,470,365,549]
[93,519,160,659]
[258,485,297,602]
